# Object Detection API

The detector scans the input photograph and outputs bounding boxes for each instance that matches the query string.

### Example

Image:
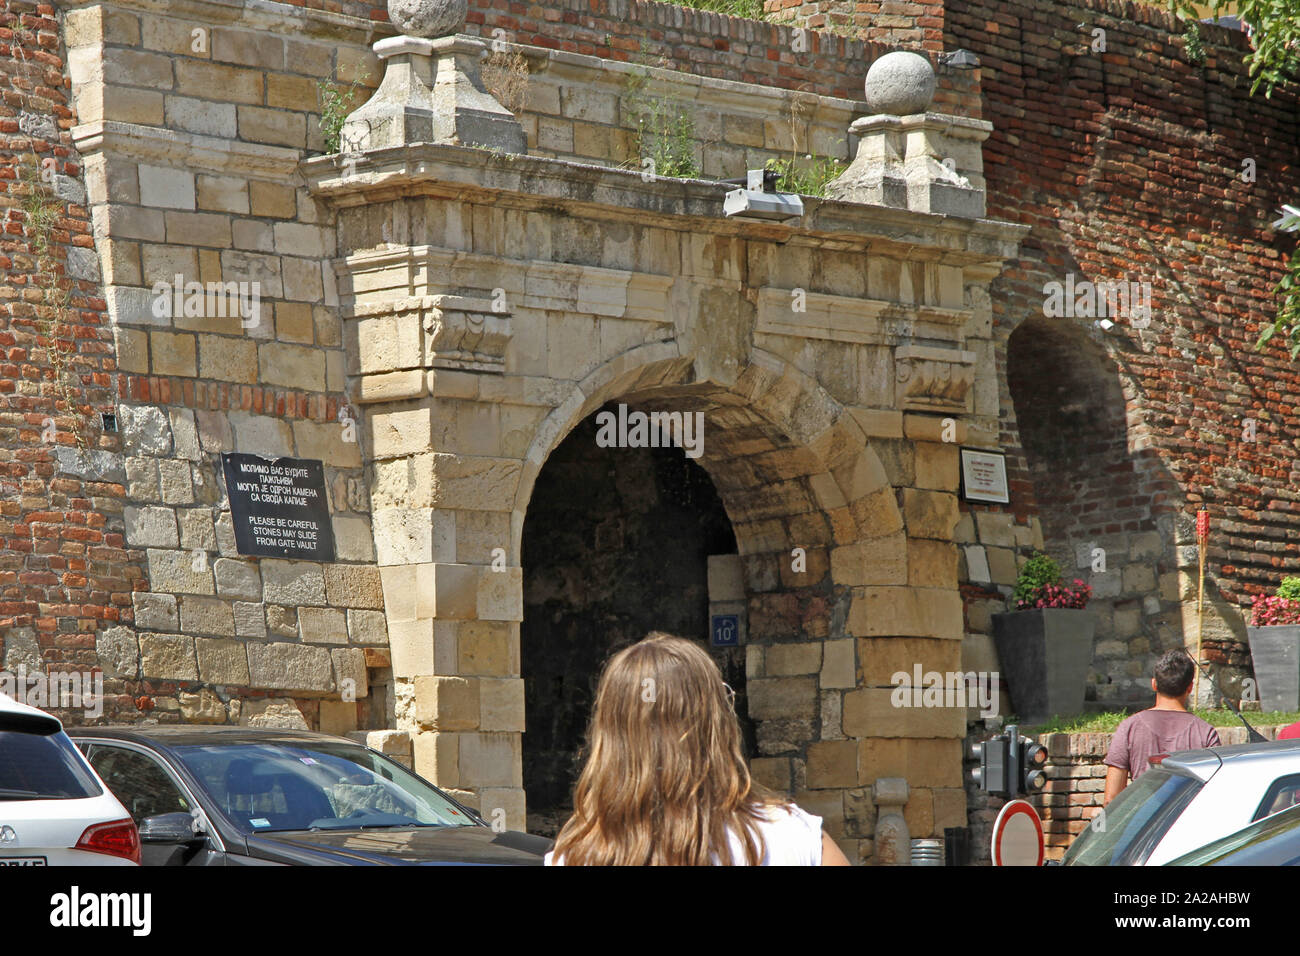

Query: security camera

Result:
[722,168,805,222]
[1094,318,1115,332]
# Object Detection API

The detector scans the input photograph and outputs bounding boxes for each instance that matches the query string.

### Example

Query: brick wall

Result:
[0,0,146,720]
[942,0,1300,707]
[764,0,945,52]
[950,0,1300,604]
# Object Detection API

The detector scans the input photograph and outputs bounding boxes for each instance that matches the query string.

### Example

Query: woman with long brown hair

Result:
[546,633,851,866]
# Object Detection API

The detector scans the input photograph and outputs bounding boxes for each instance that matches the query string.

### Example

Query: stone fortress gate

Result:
[61,0,1024,862]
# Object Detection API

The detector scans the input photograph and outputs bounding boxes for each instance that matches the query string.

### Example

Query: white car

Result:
[0,693,139,866]
[1062,737,1300,866]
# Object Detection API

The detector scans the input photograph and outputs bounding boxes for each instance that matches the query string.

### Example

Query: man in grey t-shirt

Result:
[1102,649,1221,805]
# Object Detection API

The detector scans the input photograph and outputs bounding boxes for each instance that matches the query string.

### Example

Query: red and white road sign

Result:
[991,799,1044,867]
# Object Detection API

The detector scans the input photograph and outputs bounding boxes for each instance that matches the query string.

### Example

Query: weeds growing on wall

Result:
[1182,18,1207,66]
[764,156,845,197]
[481,48,530,116]
[317,73,370,153]
[676,0,766,19]
[17,158,85,449]
[763,93,845,197]
[623,53,701,180]
[8,22,86,448]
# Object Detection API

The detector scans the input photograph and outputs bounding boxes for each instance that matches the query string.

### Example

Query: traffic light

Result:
[969,725,1049,798]
[970,733,1012,797]
[1021,735,1048,794]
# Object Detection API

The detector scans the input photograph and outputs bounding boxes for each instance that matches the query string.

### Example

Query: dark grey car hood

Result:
[244,824,552,865]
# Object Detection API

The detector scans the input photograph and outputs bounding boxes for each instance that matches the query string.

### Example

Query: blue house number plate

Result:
[711,614,740,647]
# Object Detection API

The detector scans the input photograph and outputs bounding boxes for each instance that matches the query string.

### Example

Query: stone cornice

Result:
[340,247,677,324]
[304,144,1028,264]
[849,112,994,139]
[755,288,976,347]
[72,120,302,179]
[55,0,389,43]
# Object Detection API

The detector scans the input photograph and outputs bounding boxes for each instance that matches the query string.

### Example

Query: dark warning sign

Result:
[221,453,336,561]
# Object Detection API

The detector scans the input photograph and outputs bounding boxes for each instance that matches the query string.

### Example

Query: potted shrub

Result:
[1246,577,1300,712]
[991,552,1095,722]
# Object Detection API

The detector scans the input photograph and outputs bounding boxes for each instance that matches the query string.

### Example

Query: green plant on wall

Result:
[1183,18,1207,66]
[1258,248,1300,358]
[1167,1,1300,360]
[764,155,845,197]
[762,93,845,197]
[623,52,700,180]
[317,72,370,154]
[17,158,84,449]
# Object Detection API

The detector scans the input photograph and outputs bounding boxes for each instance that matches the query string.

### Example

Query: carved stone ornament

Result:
[894,344,975,414]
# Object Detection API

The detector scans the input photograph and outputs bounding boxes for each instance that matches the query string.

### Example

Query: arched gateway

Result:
[302,18,1025,863]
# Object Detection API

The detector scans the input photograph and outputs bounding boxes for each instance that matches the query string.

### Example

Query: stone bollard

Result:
[873,777,911,866]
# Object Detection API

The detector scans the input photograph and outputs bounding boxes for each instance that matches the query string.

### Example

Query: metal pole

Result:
[1193,507,1209,708]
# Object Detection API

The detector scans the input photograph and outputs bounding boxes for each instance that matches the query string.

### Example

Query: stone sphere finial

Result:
[387,0,466,38]
[863,51,936,116]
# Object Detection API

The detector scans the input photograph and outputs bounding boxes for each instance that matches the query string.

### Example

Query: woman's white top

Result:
[544,802,824,866]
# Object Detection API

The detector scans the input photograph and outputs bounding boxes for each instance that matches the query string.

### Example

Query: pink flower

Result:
[1015,578,1091,611]
[1253,595,1300,626]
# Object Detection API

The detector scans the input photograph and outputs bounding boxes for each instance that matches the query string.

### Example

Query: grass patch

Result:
[764,155,846,198]
[1021,710,1300,735]
[676,0,766,20]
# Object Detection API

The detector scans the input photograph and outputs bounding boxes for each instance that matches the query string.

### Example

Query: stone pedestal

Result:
[827,113,990,217]
[339,35,525,154]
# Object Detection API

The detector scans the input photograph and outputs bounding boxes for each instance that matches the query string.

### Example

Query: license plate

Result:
[0,856,47,866]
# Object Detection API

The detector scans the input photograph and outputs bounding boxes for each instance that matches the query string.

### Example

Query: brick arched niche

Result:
[1006,318,1185,707]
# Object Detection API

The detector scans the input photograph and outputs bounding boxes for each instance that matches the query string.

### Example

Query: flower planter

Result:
[1246,625,1300,712]
[991,608,1095,722]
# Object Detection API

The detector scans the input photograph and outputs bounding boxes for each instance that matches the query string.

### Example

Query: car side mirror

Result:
[139,812,206,846]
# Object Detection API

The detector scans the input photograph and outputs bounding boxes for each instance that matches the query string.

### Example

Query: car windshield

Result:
[1062,767,1202,866]
[0,727,101,800]
[172,740,476,834]
[1167,803,1300,866]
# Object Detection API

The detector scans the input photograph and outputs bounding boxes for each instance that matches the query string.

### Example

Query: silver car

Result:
[1062,738,1300,866]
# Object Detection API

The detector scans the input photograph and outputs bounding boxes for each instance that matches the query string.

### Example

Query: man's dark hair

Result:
[1154,649,1196,698]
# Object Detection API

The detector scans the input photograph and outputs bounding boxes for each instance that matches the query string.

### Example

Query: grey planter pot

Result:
[991,608,1096,723]
[1246,625,1300,712]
